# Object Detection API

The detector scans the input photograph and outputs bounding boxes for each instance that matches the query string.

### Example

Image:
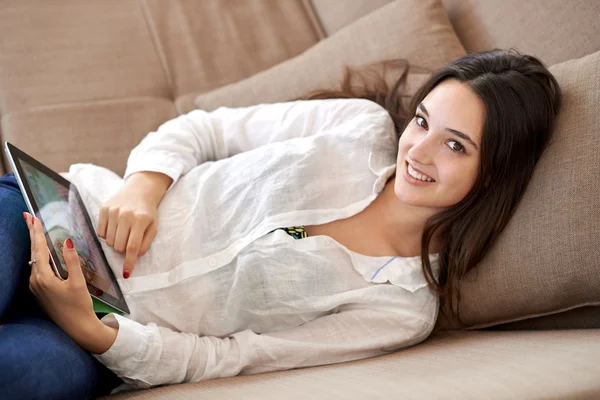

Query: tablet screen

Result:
[20,160,120,298]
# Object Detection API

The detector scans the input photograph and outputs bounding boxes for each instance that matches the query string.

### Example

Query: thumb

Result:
[63,238,86,284]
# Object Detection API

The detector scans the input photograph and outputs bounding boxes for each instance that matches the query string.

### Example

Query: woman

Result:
[0,49,562,398]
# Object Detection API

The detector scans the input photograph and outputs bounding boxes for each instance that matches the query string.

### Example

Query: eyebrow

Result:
[418,103,479,151]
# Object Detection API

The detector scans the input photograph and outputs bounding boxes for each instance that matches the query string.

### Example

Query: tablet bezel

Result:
[4,141,130,315]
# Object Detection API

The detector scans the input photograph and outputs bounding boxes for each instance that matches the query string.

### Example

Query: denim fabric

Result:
[0,173,123,399]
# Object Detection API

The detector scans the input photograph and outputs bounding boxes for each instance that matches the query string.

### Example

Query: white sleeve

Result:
[123,98,388,192]
[93,305,434,389]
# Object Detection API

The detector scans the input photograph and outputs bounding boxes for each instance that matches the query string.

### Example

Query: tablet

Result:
[4,142,130,315]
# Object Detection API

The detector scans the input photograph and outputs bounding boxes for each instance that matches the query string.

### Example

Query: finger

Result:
[25,213,37,270]
[30,214,54,279]
[105,208,119,246]
[123,221,148,277]
[25,213,43,276]
[139,221,158,256]
[113,216,132,253]
[62,238,86,286]
[97,206,108,238]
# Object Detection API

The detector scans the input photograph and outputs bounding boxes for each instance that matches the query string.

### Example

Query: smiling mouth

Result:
[405,161,435,182]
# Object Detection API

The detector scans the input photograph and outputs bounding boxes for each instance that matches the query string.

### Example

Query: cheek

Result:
[439,161,478,197]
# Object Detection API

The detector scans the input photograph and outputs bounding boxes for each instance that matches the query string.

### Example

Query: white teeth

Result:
[408,163,435,182]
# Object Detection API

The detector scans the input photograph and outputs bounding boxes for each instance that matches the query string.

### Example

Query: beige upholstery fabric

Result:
[195,0,466,111]
[99,329,600,400]
[0,1,170,114]
[310,0,394,36]
[439,51,600,330]
[481,306,600,331]
[442,0,600,65]
[3,99,177,176]
[141,0,321,101]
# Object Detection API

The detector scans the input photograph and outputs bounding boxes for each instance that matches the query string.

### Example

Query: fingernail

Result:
[123,271,130,279]
[31,215,34,225]
[23,212,27,223]
[66,238,74,249]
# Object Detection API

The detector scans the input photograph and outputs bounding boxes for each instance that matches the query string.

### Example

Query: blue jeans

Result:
[0,173,123,399]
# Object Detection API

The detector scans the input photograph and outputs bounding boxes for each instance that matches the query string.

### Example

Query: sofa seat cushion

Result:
[98,329,600,400]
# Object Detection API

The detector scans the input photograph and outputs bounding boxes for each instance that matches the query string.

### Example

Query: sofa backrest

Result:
[2,0,599,177]
[441,0,600,65]
[0,0,323,176]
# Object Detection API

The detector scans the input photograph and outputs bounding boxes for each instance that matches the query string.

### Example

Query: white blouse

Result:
[61,98,440,391]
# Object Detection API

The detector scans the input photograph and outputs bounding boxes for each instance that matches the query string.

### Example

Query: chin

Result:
[393,178,434,208]
[393,176,460,211]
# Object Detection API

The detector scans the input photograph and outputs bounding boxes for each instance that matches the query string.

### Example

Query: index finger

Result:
[97,206,108,237]
[122,221,145,277]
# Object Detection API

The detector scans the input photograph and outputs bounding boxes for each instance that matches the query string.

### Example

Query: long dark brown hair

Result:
[299,49,562,323]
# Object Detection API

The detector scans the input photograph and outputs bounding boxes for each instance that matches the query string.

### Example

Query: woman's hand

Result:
[24,212,117,354]
[96,171,171,278]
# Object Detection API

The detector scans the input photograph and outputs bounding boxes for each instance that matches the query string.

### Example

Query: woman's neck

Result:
[366,177,441,257]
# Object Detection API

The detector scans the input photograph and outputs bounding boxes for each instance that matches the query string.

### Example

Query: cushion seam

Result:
[137,0,176,101]
[464,302,600,330]
[301,0,327,40]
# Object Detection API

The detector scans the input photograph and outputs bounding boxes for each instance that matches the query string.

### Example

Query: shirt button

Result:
[209,258,217,267]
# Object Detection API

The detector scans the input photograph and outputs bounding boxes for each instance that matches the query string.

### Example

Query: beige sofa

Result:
[1,1,599,399]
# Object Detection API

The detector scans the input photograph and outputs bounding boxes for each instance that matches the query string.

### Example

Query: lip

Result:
[404,161,435,186]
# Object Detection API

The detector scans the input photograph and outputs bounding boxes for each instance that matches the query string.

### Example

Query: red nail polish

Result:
[66,238,74,249]
[123,271,130,279]
[23,212,27,222]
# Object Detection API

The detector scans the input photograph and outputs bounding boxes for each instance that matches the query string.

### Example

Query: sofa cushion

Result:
[1,98,177,176]
[310,0,394,36]
[439,50,600,330]
[481,306,600,331]
[0,1,170,114]
[142,0,322,99]
[97,329,600,400]
[442,0,600,65]
[193,0,465,112]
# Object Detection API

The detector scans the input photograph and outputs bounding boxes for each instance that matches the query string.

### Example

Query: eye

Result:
[447,139,466,154]
[415,114,428,129]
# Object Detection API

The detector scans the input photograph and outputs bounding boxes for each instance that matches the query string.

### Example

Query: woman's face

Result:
[394,78,484,211]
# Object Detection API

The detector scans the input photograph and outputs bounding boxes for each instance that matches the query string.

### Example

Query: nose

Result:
[407,134,435,165]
